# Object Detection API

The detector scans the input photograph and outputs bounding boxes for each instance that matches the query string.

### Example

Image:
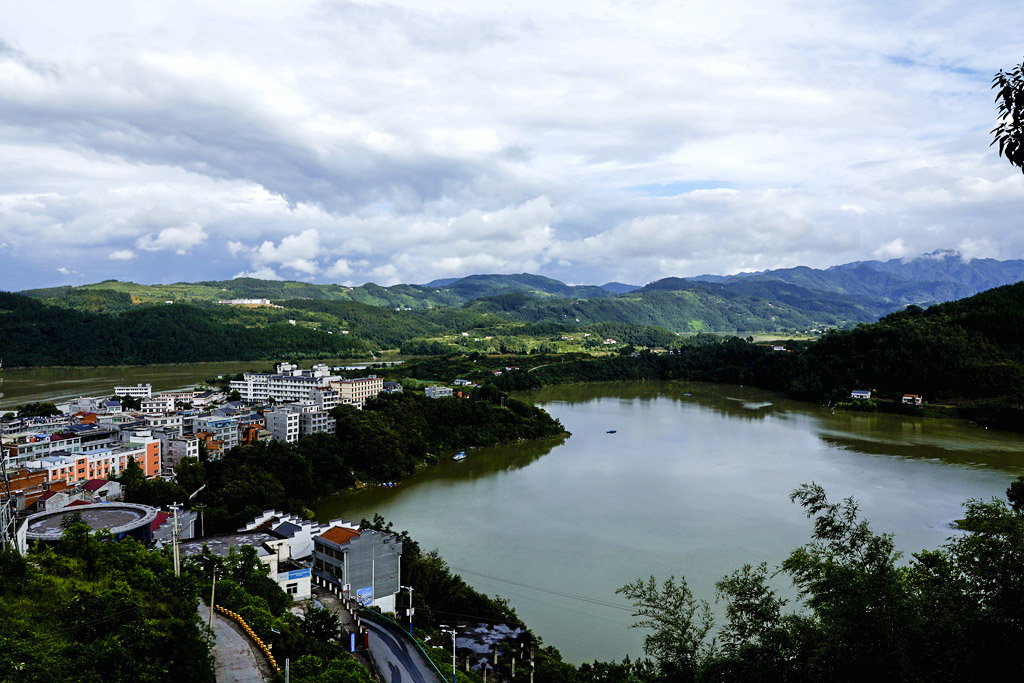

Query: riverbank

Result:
[313,381,1023,663]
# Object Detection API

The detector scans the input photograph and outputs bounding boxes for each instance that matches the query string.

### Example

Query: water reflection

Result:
[315,436,566,519]
[522,381,1024,472]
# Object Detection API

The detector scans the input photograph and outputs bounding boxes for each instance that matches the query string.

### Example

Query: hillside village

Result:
[0,362,481,617]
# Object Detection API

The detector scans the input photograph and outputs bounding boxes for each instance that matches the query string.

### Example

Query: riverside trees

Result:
[612,479,1024,682]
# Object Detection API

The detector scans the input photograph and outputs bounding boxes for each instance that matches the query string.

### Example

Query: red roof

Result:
[37,491,57,501]
[67,500,91,507]
[82,479,109,492]
[150,511,171,533]
[319,526,361,545]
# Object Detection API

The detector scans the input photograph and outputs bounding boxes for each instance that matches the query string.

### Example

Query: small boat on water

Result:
[606,430,617,434]
[453,451,467,461]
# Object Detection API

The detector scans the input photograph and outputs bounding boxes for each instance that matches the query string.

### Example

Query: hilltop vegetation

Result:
[493,282,1024,431]
[7,254,1024,367]
[0,519,214,682]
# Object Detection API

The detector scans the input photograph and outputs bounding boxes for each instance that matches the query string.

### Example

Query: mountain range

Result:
[4,250,1023,367]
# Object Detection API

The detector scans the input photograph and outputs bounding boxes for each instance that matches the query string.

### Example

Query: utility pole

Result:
[209,568,218,630]
[400,585,414,634]
[441,627,457,683]
[171,502,181,577]
[193,503,206,538]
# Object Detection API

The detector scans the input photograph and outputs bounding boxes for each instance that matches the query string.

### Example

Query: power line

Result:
[449,565,636,613]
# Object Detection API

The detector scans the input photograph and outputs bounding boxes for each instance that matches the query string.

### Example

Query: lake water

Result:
[313,382,1024,664]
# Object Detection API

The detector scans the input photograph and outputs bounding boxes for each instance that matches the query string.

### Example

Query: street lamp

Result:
[440,626,457,683]
[400,585,414,634]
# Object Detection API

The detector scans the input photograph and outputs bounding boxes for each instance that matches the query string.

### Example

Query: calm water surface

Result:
[314,382,1024,663]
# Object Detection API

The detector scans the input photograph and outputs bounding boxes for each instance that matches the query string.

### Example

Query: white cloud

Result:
[325,258,353,278]
[234,266,283,280]
[252,229,321,275]
[873,238,908,260]
[2,1,1024,289]
[136,224,208,255]
[109,249,135,261]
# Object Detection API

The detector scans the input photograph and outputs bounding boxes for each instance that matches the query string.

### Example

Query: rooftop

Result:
[25,502,158,540]
[318,526,361,545]
[179,531,279,558]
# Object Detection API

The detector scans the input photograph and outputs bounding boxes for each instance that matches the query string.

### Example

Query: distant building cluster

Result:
[1,363,390,516]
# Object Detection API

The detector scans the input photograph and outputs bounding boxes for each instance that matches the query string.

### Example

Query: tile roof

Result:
[150,511,171,532]
[67,499,91,507]
[318,526,360,545]
[81,479,109,492]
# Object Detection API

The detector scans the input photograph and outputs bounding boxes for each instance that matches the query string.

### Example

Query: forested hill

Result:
[496,282,1024,430]
[690,250,1024,306]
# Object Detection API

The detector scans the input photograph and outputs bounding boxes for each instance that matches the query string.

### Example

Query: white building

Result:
[265,406,301,443]
[299,408,336,437]
[425,386,453,399]
[113,383,153,399]
[141,396,175,413]
[145,413,183,434]
[217,298,272,306]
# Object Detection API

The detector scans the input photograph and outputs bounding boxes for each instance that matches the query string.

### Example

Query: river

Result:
[313,381,1024,664]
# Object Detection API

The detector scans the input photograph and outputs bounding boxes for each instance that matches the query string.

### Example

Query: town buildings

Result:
[425,385,454,399]
[313,524,403,612]
[114,383,153,399]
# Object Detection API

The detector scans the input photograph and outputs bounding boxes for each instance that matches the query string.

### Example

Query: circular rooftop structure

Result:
[25,502,158,542]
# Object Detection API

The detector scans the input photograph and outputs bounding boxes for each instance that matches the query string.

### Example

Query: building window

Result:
[287,583,298,595]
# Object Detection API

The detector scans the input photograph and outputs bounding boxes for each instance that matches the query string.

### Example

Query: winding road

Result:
[363,617,441,683]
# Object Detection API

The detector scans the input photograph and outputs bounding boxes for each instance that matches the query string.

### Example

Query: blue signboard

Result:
[356,586,373,607]
[287,568,311,580]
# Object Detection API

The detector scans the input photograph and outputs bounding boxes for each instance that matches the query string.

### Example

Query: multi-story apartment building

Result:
[192,416,239,450]
[312,525,403,612]
[265,406,301,444]
[299,408,336,437]
[334,376,384,406]
[425,385,453,399]
[113,383,153,399]
[140,396,175,413]
[144,413,183,434]
[24,432,161,485]
[159,433,200,472]
[230,372,339,404]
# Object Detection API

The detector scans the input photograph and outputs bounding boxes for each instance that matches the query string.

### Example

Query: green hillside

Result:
[692,250,1024,306]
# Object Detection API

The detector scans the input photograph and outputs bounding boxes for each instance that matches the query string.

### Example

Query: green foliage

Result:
[493,283,1024,432]
[15,401,61,417]
[993,58,1024,172]
[616,576,714,681]
[0,520,214,682]
[611,482,1024,682]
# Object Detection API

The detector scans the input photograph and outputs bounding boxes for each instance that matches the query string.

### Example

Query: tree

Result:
[616,575,714,681]
[1007,475,1024,512]
[993,59,1024,172]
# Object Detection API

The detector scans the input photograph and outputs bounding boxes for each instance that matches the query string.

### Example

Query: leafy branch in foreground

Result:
[616,478,1024,682]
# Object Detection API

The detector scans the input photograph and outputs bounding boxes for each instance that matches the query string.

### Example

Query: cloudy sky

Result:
[1,0,1023,290]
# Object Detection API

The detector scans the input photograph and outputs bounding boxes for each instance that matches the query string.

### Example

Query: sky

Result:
[1,0,1023,290]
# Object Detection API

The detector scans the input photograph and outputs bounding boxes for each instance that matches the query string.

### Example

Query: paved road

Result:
[198,604,267,683]
[363,617,441,683]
